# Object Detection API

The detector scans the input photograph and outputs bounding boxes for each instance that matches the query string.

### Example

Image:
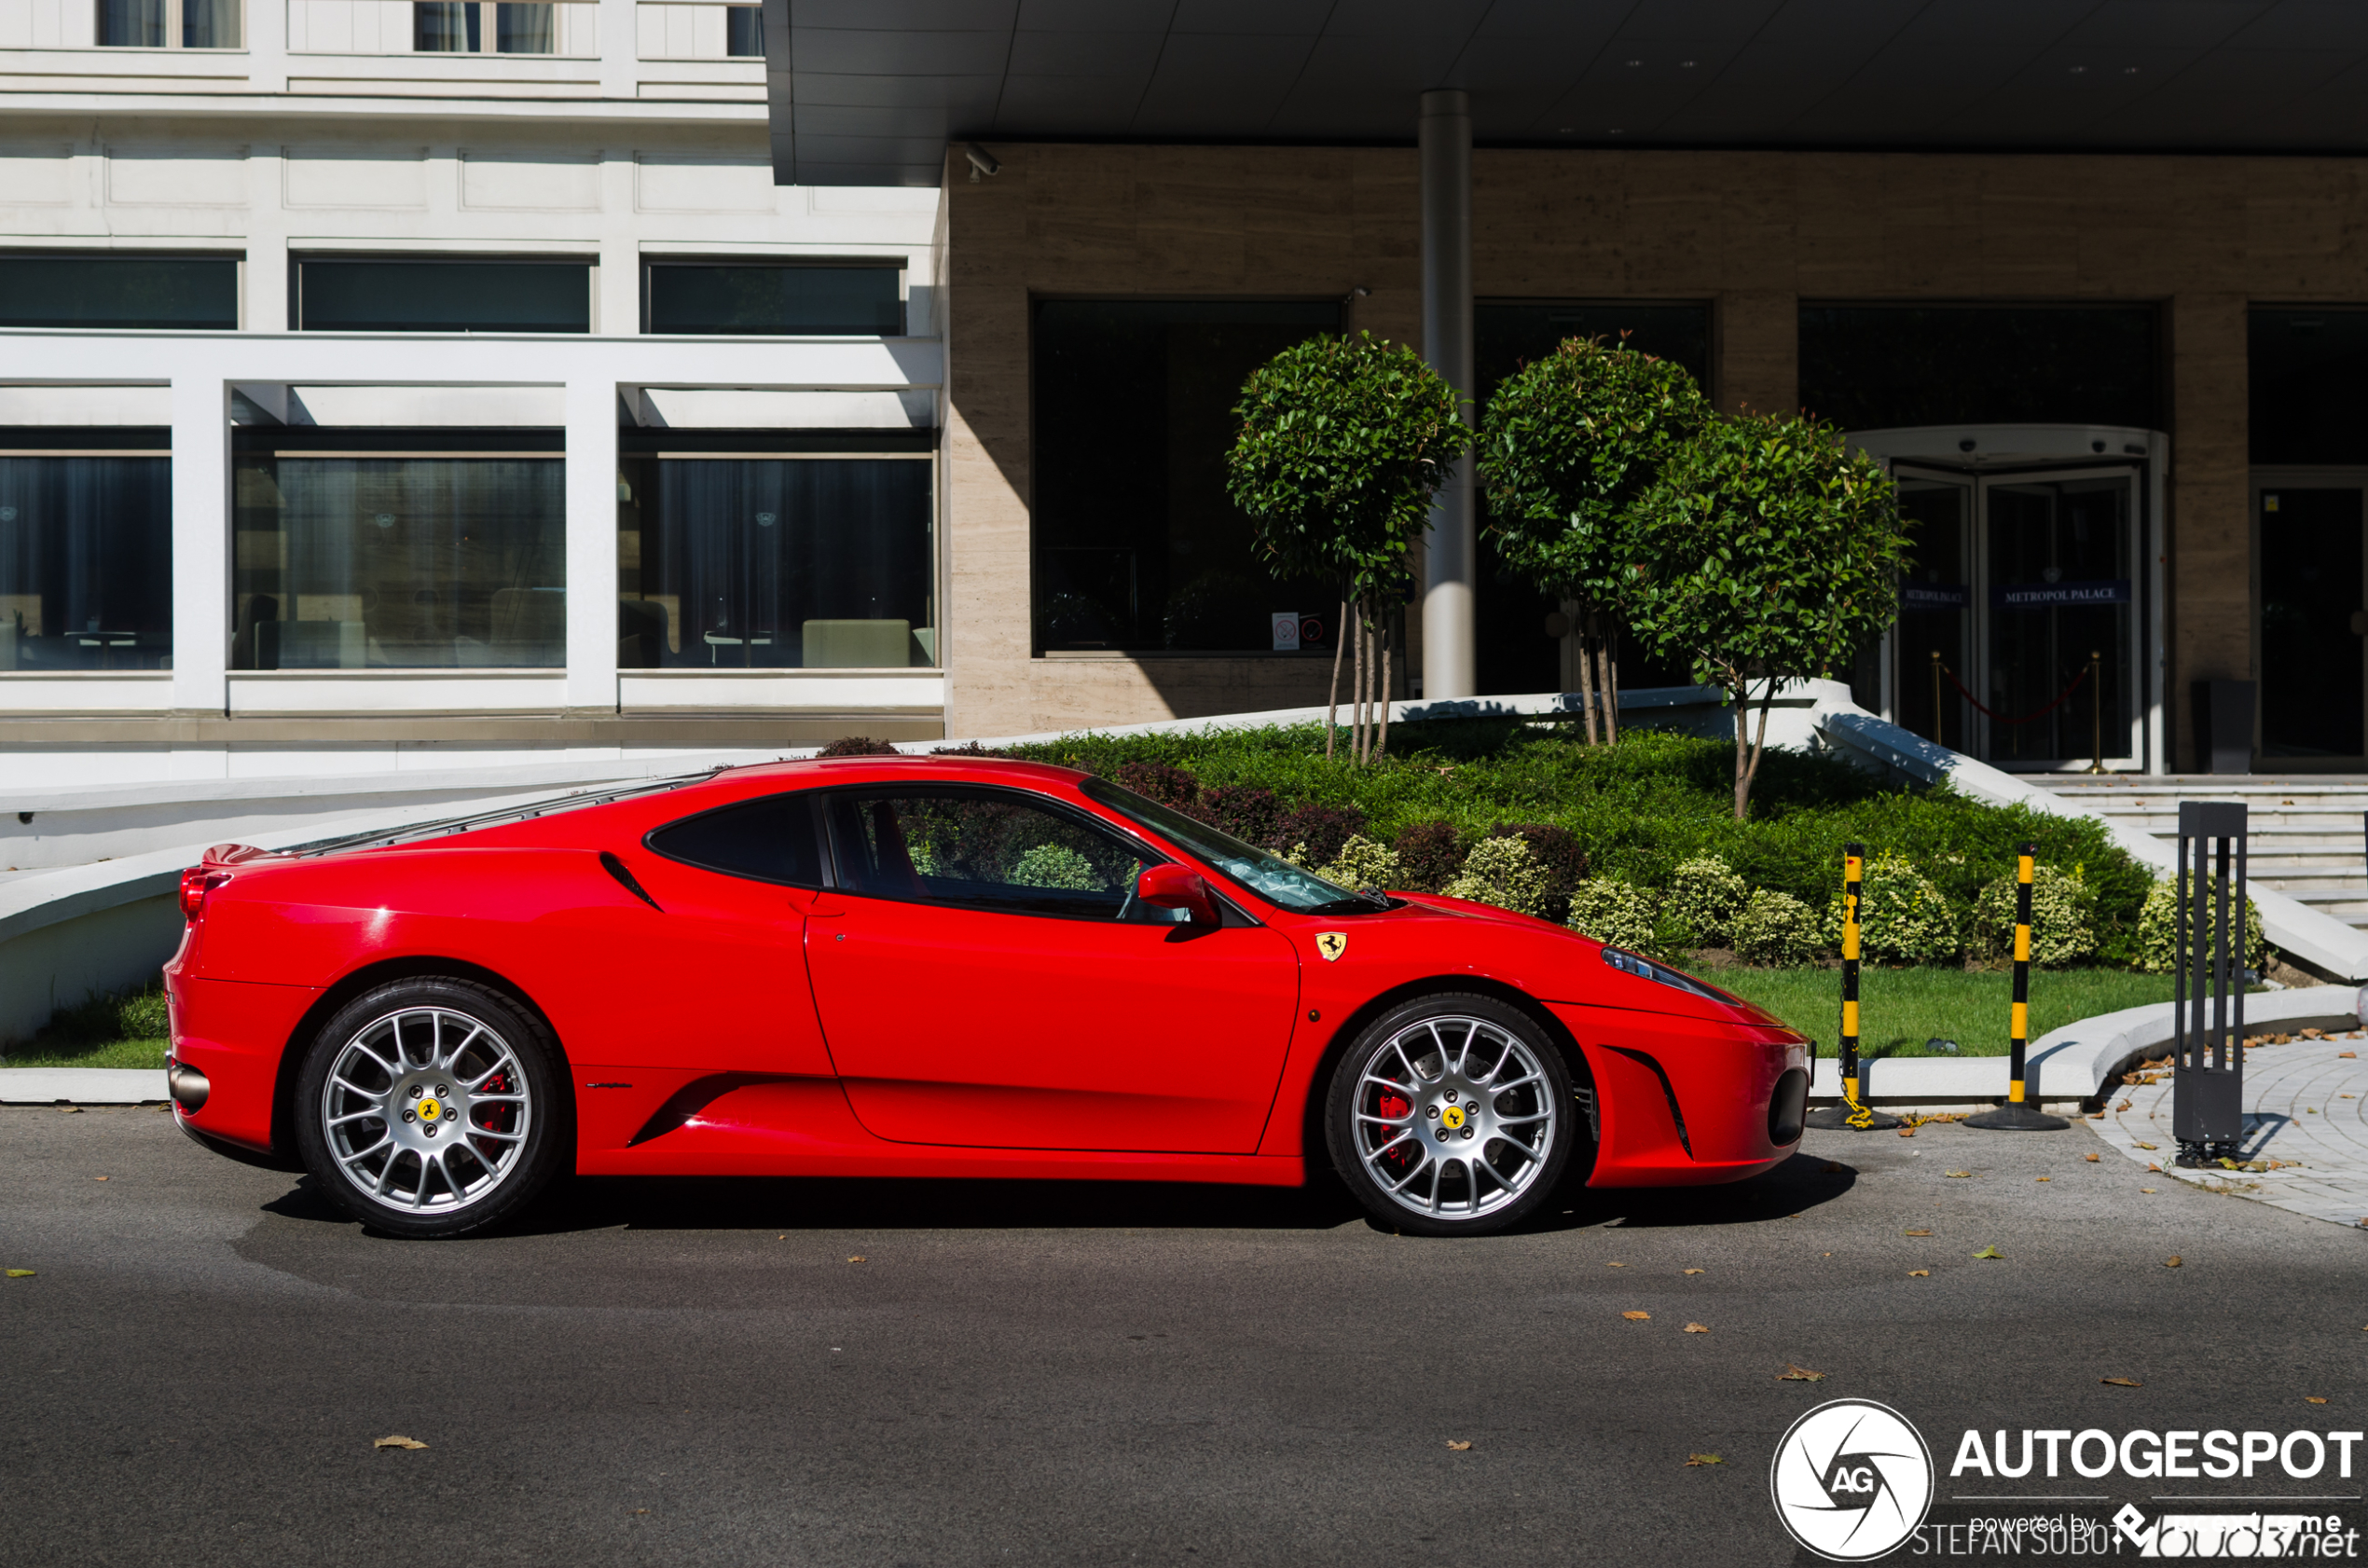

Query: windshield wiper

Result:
[1307,890,1395,915]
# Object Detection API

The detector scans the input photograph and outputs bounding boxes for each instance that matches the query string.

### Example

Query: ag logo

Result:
[1769,1398,1933,1561]
[1315,931,1347,962]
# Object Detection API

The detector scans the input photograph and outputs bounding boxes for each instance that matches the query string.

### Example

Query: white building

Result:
[0,0,945,790]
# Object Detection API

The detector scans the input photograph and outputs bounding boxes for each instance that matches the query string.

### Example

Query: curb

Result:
[1807,984,2366,1107]
[0,1067,169,1105]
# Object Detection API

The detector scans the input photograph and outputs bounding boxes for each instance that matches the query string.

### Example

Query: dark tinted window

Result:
[646,265,902,336]
[1033,299,1342,654]
[0,448,174,671]
[725,5,761,56]
[296,258,591,333]
[647,793,825,885]
[2251,309,2368,465]
[1798,305,2159,432]
[821,789,1155,921]
[0,254,238,329]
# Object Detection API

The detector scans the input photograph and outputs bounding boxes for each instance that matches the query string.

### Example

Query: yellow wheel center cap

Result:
[419,1098,440,1121]
[1441,1105,1466,1131]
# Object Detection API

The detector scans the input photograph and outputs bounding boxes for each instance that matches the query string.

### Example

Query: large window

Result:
[0,433,172,672]
[413,1,553,51]
[725,5,761,56]
[294,257,591,333]
[232,438,565,669]
[1798,304,2161,433]
[1033,299,1342,655]
[644,264,902,336]
[0,254,238,330]
[1471,301,1712,697]
[98,0,240,46]
[2251,309,2368,465]
[617,451,934,669]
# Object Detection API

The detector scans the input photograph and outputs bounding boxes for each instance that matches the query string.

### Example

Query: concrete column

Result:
[563,378,620,715]
[169,377,229,716]
[1418,88,1475,701]
[2168,294,2251,771]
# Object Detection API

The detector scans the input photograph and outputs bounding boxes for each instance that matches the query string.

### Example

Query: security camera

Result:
[964,144,999,182]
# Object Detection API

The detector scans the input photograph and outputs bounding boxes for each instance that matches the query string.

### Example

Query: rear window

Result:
[646,792,824,886]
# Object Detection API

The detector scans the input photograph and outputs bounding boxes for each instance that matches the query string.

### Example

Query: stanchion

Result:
[1806,843,1899,1131]
[2172,802,2248,1166]
[1966,844,2069,1132]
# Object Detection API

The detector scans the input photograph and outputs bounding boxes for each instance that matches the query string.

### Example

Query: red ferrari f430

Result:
[163,755,1810,1238]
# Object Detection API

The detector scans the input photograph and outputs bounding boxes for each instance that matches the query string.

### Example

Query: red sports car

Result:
[163,755,1810,1239]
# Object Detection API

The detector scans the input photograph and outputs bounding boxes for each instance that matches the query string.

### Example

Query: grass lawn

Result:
[3,1036,168,1070]
[1707,965,2178,1056]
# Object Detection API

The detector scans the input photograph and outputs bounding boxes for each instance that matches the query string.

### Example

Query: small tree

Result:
[1227,333,1470,763]
[1628,411,1907,819]
[1475,337,1708,745]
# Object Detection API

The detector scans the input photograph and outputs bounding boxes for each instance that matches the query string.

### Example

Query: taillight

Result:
[179,868,228,920]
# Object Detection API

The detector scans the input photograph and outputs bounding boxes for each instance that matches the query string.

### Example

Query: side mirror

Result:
[1136,864,1219,928]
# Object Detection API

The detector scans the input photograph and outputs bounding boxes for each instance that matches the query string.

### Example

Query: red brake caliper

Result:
[1376,1092,1415,1171]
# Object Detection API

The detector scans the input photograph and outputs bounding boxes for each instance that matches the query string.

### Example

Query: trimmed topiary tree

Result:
[1827,851,1963,966]
[1442,835,1551,916]
[1315,833,1403,893]
[2136,877,2268,975]
[1731,889,1824,966]
[1661,853,1748,948]
[1475,337,1709,746]
[1626,411,1907,819]
[1227,332,1472,764]
[1565,875,1661,951]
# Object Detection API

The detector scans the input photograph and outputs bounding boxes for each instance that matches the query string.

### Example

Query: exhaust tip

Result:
[167,1061,211,1114]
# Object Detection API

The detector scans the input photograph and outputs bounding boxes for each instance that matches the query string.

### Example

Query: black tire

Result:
[1324,993,1579,1237]
[294,977,570,1239]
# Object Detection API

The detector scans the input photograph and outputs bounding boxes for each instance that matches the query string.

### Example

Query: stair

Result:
[2034,777,2368,929]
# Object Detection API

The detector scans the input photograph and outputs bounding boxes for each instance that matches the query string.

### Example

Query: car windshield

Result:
[1080,777,1384,915]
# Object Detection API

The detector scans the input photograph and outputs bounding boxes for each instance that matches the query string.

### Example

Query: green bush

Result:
[1011,844,1099,890]
[1830,851,1964,965]
[1661,854,1747,947]
[1731,890,1824,967]
[1567,876,1661,951]
[30,978,169,1049]
[1316,833,1403,892]
[1971,865,2098,968]
[2136,877,2268,974]
[1441,835,1551,916]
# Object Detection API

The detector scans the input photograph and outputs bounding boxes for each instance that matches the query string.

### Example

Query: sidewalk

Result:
[2091,1029,2368,1230]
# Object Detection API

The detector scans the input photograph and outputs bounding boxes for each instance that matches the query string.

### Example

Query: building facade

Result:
[0,0,943,789]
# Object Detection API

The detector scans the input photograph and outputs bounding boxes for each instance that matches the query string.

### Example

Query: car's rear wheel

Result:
[1324,994,1577,1236]
[294,978,567,1239]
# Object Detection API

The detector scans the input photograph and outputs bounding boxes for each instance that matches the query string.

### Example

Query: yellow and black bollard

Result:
[1966,843,2070,1132]
[1806,843,1900,1131]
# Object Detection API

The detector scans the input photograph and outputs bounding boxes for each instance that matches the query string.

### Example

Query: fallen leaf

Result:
[2148,1162,2162,1173]
[1777,1363,1826,1382]
[1685,1452,1725,1466]
[2306,1396,2329,1405]
[1896,1126,1914,1137]
[1905,1229,1933,1236]
[2341,1052,2359,1059]
[2036,1176,2051,1183]
[2134,1142,2158,1150]
[93,1176,107,1182]
[2085,1153,2100,1162]
[2141,1188,2158,1193]
[2164,1256,2182,1268]
[1907,1270,1930,1277]
[1684,1322,1710,1334]
[1945,1170,1973,1178]
[1973,1245,2003,1259]
[373,1435,428,1451]
[1607,1260,1626,1268]
[632,1508,649,1515]
[1683,1268,1705,1275]
[57,1106,81,1114]
[6,1269,34,1278]
[2116,1100,2133,1111]
[1622,1311,1651,1321]
[2100,1378,2142,1388]
[1445,1439,1472,1451]
[1821,1162,1842,1173]
[847,1256,867,1263]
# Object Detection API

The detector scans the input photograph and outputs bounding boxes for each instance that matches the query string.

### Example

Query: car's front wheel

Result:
[1324,994,1579,1236]
[294,978,568,1239]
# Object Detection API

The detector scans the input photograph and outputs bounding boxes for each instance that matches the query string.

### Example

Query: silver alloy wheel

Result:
[1351,1013,1559,1221]
[319,1006,532,1214]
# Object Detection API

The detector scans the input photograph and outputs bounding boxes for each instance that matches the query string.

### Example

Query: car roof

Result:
[709,752,1093,792]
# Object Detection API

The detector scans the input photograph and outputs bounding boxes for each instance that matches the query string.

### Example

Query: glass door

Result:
[1974,469,2141,767]
[1889,468,1974,748]
[2258,484,2367,761]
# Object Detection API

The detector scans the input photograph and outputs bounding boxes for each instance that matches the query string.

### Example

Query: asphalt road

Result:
[5,1106,2363,1567]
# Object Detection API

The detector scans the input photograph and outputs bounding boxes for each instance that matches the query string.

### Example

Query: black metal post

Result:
[1967,843,2069,1131]
[1807,843,1898,1130]
[2173,802,2248,1166]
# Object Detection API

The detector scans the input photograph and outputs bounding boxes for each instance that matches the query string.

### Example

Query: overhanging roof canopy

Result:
[767,0,2368,186]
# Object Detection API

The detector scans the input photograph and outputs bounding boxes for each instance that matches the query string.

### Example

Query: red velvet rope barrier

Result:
[1937,661,2089,726]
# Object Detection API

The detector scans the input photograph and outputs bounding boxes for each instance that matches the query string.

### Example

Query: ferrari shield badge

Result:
[1315,931,1348,963]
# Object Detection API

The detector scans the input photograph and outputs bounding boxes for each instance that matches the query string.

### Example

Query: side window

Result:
[822,790,1156,921]
[646,792,824,886]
